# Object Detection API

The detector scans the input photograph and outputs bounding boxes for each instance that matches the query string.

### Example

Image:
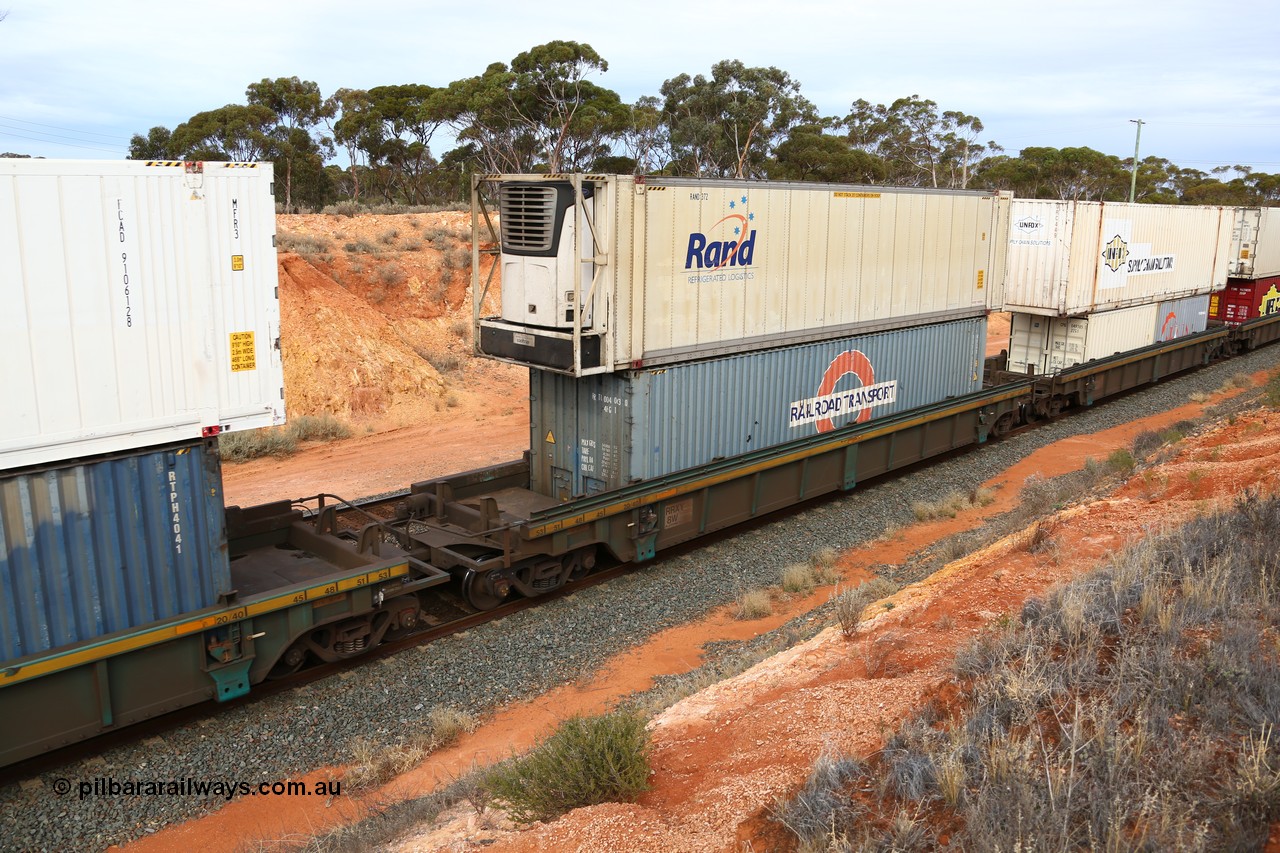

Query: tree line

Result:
[127,40,1280,212]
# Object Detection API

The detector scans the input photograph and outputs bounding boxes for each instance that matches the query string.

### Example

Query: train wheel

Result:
[566,546,598,582]
[992,412,1016,439]
[267,644,308,679]
[462,570,506,611]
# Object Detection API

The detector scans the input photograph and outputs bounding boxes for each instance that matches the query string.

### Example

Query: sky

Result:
[2,0,1279,175]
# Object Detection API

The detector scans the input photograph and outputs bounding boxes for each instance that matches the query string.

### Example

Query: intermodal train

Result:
[3,165,1279,770]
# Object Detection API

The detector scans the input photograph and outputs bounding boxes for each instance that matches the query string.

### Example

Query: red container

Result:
[1215,277,1280,326]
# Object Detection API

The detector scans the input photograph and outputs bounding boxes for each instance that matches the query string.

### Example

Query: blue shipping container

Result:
[530,317,986,498]
[0,440,229,662]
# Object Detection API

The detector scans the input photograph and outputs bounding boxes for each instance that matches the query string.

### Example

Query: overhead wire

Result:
[0,114,130,142]
[0,128,123,155]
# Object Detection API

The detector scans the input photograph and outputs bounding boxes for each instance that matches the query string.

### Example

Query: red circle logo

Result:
[815,350,875,433]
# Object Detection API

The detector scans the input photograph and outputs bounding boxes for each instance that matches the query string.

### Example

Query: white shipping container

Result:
[475,175,1010,376]
[0,160,283,470]
[1005,199,1232,317]
[1008,305,1159,374]
[1229,207,1280,280]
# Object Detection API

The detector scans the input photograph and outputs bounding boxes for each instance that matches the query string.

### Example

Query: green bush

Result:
[1106,448,1136,474]
[484,711,651,824]
[1265,370,1280,408]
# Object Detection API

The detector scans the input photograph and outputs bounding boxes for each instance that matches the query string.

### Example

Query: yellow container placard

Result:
[229,331,256,372]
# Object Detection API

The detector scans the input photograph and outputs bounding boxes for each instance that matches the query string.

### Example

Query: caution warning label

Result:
[229,331,256,372]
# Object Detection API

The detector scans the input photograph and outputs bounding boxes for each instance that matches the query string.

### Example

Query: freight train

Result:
[2,165,1279,770]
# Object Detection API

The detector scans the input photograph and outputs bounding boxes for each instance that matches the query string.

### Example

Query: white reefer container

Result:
[0,159,283,469]
[474,174,1010,376]
[1229,207,1280,280]
[1005,199,1232,317]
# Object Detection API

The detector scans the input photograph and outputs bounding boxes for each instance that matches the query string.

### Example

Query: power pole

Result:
[1129,119,1144,203]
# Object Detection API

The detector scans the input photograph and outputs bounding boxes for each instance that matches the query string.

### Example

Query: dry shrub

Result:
[833,577,899,637]
[1266,370,1280,408]
[377,262,406,286]
[735,588,772,620]
[217,427,297,463]
[423,225,453,250]
[782,562,817,595]
[1222,371,1254,392]
[287,414,352,443]
[427,706,478,747]
[794,492,1280,852]
[772,750,866,850]
[811,547,843,584]
[860,630,905,677]
[913,486,996,522]
[276,230,333,256]
[345,707,478,790]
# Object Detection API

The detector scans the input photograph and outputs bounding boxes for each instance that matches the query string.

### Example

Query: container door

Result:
[1008,313,1050,374]
[1229,207,1261,278]
[1046,317,1090,372]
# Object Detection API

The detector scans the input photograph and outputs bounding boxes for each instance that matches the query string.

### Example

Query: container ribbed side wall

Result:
[0,160,282,470]
[0,440,228,662]
[1154,295,1210,342]
[530,318,985,497]
[1006,199,1231,316]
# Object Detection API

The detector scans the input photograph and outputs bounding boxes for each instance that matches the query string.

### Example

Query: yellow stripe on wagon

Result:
[0,563,411,688]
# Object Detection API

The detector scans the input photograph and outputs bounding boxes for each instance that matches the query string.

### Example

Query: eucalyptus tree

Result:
[128,126,177,160]
[770,122,885,184]
[361,84,449,204]
[844,95,994,188]
[245,77,335,211]
[660,60,816,178]
[168,104,276,162]
[443,41,625,174]
[325,88,378,202]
